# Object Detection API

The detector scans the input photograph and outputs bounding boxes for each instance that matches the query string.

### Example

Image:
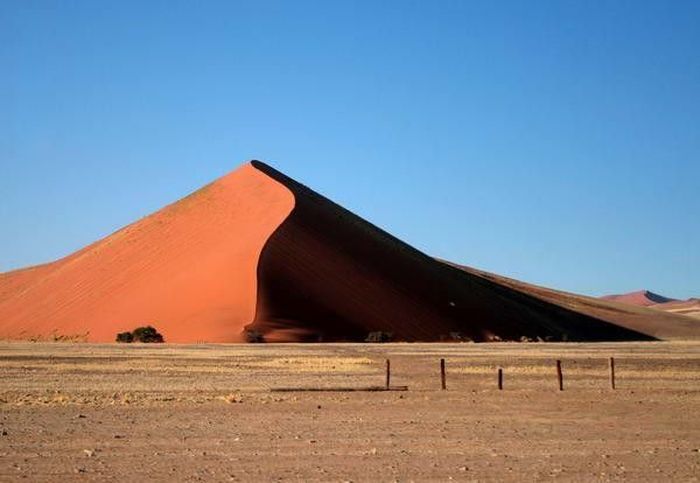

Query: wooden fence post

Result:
[440,358,446,390]
[498,367,503,390]
[609,357,615,390]
[385,359,391,389]
[556,360,563,391]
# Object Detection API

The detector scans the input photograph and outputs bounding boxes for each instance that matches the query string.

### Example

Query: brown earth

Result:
[1,342,699,481]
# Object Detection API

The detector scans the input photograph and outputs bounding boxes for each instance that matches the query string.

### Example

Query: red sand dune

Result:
[600,290,700,322]
[600,290,677,306]
[0,161,697,342]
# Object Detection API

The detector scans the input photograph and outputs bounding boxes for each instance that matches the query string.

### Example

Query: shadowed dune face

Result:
[248,162,654,342]
[0,164,294,342]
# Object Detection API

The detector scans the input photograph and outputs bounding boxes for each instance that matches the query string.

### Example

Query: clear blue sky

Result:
[2,1,699,298]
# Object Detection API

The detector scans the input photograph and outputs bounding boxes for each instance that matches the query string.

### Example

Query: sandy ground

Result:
[1,342,699,482]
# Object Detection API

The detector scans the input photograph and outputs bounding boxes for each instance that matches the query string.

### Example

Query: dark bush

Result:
[365,331,393,343]
[116,326,164,343]
[116,331,134,343]
[131,326,164,343]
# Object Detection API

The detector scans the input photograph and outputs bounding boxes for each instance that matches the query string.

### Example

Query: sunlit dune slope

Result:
[0,163,294,342]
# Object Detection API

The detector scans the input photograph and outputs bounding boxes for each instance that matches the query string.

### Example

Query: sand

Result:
[597,290,700,322]
[0,164,294,342]
[653,299,700,320]
[1,341,699,481]
[601,290,676,306]
[1,161,698,343]
[449,264,700,340]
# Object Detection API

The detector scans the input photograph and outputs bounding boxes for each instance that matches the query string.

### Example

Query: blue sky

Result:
[2,0,699,298]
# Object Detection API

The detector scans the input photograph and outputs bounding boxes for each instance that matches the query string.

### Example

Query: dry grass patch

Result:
[247,357,375,372]
[450,364,700,379]
[0,359,258,374]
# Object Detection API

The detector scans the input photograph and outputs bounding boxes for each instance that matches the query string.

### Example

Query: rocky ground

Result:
[1,342,699,481]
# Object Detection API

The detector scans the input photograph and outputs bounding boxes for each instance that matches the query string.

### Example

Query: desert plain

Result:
[1,341,699,481]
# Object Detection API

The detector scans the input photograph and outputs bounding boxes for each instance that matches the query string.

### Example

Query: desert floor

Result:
[1,342,699,482]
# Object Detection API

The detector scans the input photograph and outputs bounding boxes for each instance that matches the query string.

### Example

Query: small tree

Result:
[131,326,164,343]
[116,331,134,343]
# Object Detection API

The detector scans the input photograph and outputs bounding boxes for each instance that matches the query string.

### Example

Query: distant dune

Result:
[1,161,697,342]
[600,290,677,306]
[652,298,700,320]
[599,290,700,321]
[448,267,699,340]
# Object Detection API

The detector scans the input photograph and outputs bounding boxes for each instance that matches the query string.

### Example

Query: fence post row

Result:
[378,356,618,392]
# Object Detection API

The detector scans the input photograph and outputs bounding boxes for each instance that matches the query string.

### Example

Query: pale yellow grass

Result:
[0,356,374,374]
[251,356,374,371]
